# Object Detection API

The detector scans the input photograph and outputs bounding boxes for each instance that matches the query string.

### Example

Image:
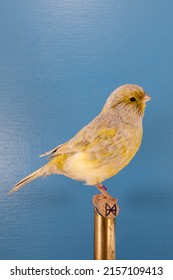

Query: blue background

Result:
[0,0,173,260]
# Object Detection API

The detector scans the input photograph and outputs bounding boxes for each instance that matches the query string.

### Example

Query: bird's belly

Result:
[63,152,115,185]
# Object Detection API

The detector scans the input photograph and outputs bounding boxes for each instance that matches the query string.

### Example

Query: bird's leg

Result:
[95,183,112,198]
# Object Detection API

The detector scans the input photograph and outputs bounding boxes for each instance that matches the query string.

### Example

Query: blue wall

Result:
[0,0,173,260]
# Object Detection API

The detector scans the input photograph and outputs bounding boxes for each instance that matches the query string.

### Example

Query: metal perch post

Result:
[93,194,119,260]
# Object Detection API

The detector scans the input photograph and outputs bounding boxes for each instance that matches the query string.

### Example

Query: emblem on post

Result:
[93,194,119,219]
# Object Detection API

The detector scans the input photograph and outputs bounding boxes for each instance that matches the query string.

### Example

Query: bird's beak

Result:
[143,93,151,102]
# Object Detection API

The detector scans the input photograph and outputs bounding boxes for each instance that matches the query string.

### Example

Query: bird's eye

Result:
[130,97,136,102]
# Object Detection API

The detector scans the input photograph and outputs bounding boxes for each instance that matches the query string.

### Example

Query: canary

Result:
[10,84,150,196]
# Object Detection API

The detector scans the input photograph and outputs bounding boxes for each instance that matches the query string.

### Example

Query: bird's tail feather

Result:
[9,164,51,194]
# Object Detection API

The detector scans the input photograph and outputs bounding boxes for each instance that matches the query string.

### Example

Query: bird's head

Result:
[102,84,150,123]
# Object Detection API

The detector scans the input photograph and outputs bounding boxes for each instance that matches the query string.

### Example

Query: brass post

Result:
[93,194,119,260]
[94,208,116,260]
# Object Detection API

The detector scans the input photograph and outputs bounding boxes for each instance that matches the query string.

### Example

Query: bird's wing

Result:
[40,115,111,158]
[39,141,71,158]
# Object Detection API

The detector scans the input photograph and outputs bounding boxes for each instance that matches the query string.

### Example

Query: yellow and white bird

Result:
[10,84,150,196]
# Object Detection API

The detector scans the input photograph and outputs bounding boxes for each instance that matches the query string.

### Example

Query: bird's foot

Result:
[95,183,112,199]
[94,183,119,218]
